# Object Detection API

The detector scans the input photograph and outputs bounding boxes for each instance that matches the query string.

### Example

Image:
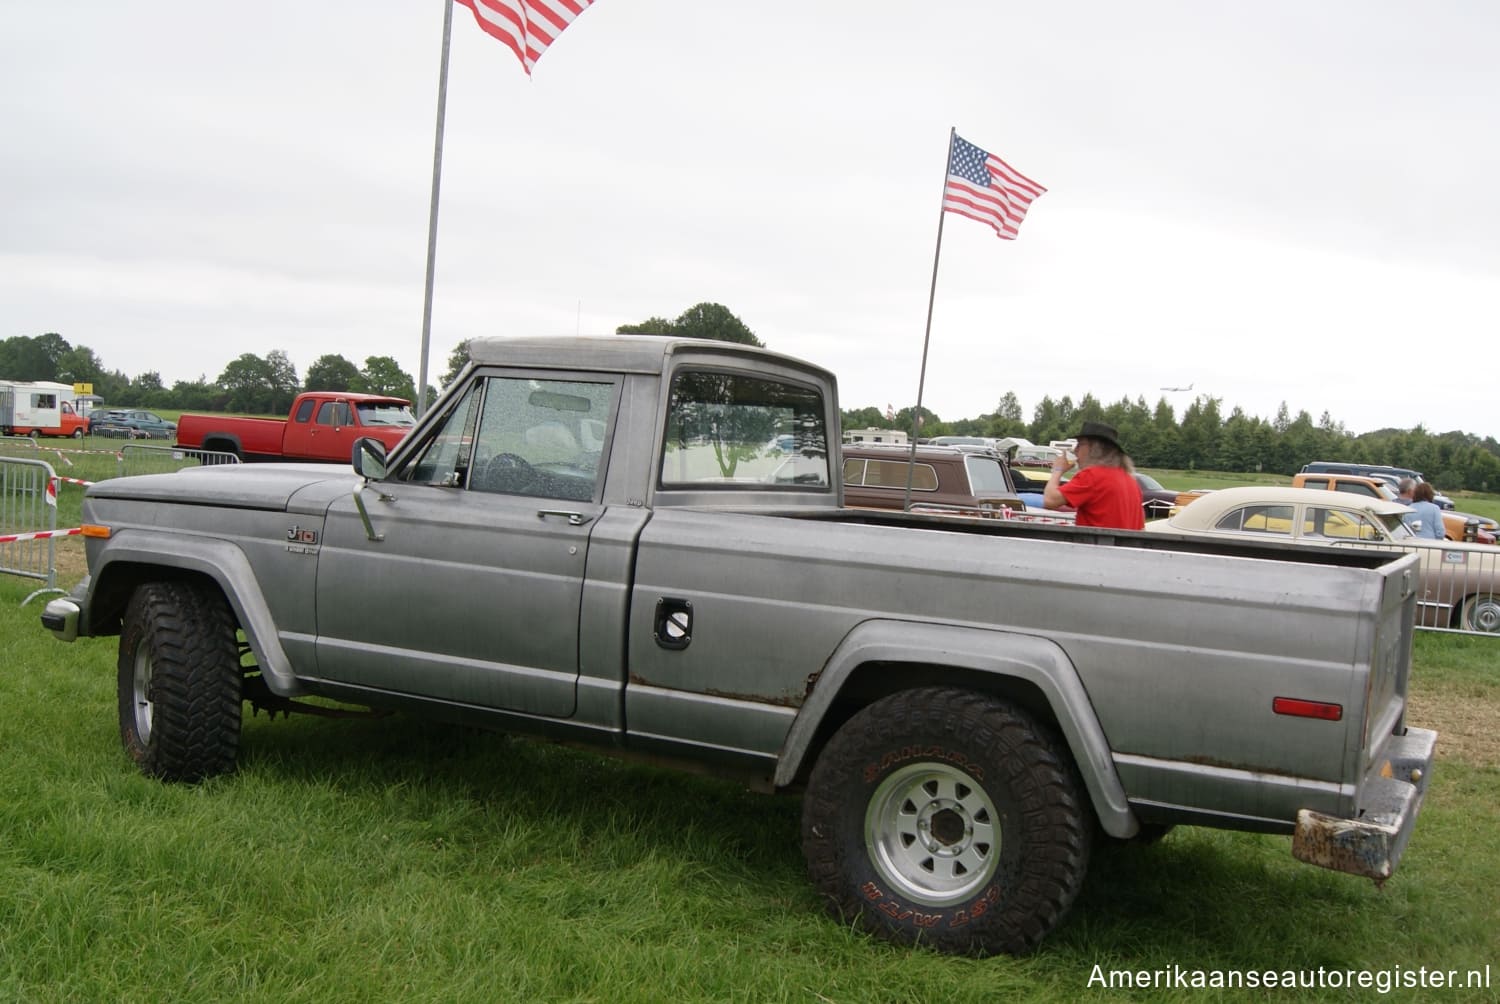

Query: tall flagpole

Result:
[901,126,957,513]
[417,0,455,417]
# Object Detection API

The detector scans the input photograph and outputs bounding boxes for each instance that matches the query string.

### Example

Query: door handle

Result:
[537,509,594,527]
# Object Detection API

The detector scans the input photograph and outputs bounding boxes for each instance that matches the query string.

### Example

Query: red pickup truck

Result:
[176,391,416,463]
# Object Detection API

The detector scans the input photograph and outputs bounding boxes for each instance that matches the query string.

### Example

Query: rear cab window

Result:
[659,370,830,490]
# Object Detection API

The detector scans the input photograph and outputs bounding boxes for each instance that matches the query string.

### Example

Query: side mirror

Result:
[352,437,388,479]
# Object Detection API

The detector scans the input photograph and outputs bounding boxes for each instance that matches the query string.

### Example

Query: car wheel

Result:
[118,581,243,782]
[801,687,1092,955]
[72,427,84,439]
[1460,594,1500,633]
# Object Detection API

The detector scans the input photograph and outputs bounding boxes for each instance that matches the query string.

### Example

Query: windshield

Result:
[1136,473,1166,491]
[1382,512,1415,539]
[357,401,417,427]
[964,455,1013,493]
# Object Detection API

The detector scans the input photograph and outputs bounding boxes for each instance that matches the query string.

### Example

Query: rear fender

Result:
[775,620,1137,838]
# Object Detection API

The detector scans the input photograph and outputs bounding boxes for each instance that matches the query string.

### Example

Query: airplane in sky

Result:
[1160,382,1194,392]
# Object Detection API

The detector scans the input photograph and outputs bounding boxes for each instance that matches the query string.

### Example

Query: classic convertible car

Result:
[1145,485,1500,632]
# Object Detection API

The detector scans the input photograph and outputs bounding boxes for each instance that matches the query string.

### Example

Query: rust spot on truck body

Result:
[626,674,803,708]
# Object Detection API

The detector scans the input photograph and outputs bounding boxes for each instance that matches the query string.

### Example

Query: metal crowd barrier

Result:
[117,444,240,478]
[1390,541,1500,636]
[0,455,64,604]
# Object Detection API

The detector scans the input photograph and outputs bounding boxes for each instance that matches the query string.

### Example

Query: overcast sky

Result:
[5,2,1498,438]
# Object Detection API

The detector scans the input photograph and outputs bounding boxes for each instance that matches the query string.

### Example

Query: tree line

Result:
[1,333,429,417]
[844,392,1500,493]
[11,305,1500,492]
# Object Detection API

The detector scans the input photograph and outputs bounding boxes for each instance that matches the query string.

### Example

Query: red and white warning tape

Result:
[0,527,82,545]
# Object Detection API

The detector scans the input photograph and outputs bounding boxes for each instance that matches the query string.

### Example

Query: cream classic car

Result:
[1145,485,1500,632]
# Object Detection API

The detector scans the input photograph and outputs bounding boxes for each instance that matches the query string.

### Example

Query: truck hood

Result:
[86,462,359,515]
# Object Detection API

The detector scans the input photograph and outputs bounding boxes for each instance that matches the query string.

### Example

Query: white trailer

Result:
[0,381,88,438]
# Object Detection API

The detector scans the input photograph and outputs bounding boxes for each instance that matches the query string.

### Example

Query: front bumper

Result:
[40,579,89,643]
[1291,726,1437,881]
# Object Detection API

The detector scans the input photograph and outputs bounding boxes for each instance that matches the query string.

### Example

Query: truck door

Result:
[286,398,354,461]
[313,371,618,717]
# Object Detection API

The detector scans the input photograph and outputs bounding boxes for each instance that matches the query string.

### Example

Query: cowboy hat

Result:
[1073,420,1123,452]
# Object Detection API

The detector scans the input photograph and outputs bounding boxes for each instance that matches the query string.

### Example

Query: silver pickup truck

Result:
[42,335,1435,956]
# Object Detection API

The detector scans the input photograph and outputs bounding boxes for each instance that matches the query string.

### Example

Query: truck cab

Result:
[280,393,415,461]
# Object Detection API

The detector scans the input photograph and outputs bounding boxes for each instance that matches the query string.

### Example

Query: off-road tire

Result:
[801,687,1092,956]
[117,581,243,782]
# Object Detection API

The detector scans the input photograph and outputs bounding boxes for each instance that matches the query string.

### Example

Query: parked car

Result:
[1145,485,1500,632]
[1173,488,1217,508]
[91,409,178,440]
[1292,472,1495,544]
[840,442,1025,518]
[1132,472,1178,519]
[1008,466,1049,495]
[1299,461,1453,509]
[176,392,416,462]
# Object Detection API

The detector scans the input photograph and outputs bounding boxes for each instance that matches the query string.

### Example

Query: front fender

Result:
[87,529,305,697]
[775,620,1137,838]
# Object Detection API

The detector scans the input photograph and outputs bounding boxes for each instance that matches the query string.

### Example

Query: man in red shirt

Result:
[1042,421,1145,530]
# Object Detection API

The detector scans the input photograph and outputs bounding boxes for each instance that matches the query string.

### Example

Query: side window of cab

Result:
[399,374,617,502]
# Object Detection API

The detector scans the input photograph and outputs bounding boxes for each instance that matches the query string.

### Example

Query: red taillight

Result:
[1273,697,1343,721]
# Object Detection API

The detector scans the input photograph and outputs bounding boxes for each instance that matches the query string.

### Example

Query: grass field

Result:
[2,444,1498,1000]
[1,576,1497,1002]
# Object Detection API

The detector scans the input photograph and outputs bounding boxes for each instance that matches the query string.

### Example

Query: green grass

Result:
[1,565,1497,1002]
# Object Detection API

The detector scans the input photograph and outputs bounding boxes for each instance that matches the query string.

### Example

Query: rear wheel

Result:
[118,581,243,782]
[1460,593,1500,633]
[801,687,1092,955]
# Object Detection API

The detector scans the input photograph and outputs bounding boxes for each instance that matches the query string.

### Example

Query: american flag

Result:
[456,0,599,76]
[943,134,1045,240]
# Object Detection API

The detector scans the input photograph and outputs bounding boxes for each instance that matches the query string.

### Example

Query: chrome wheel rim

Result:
[131,644,154,743]
[1467,596,1500,633]
[865,762,999,905]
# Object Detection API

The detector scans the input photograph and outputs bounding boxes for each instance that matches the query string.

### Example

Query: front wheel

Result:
[1460,593,1500,633]
[118,581,243,782]
[71,427,85,439]
[801,687,1092,955]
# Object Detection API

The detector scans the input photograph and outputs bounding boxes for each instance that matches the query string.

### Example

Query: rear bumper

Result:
[1291,726,1437,881]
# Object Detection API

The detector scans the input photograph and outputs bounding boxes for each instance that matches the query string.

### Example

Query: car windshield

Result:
[1382,512,1416,539]
[1135,473,1166,491]
[964,455,1013,493]
[357,401,417,427]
